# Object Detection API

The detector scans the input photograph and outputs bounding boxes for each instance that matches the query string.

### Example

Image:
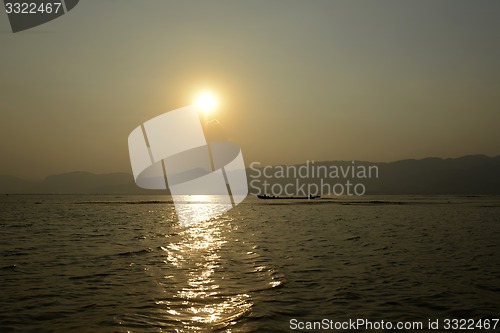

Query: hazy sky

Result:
[1,0,499,179]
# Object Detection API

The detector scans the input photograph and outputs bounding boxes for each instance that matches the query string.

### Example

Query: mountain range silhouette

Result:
[1,154,499,194]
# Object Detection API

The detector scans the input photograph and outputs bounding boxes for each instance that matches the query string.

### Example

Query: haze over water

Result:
[1,1,500,179]
[1,195,499,332]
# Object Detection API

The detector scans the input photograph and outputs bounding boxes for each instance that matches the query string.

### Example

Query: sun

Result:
[194,91,219,114]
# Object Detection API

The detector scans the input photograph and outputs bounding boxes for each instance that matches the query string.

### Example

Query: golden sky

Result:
[1,1,499,179]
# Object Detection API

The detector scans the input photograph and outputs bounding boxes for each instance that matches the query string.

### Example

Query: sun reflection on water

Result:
[158,196,253,331]
[173,195,233,227]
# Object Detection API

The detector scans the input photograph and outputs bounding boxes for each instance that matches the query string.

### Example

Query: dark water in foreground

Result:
[0,195,499,332]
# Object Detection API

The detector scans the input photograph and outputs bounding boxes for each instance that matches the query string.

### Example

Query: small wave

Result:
[74,200,174,205]
[116,248,154,256]
[1,264,17,270]
[69,273,112,280]
[1,247,36,256]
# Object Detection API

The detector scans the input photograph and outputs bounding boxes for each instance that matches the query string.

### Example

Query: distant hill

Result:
[247,154,500,196]
[367,154,500,194]
[0,154,499,194]
[0,172,165,194]
[0,175,38,193]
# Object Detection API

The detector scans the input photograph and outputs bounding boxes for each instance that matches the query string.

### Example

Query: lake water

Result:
[1,195,499,332]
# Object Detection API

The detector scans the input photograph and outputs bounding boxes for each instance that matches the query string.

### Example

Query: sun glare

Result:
[194,91,219,114]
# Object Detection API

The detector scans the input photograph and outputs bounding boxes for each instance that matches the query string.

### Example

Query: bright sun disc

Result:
[194,91,219,114]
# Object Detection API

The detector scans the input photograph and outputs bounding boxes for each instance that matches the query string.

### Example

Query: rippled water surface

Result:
[1,195,499,332]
